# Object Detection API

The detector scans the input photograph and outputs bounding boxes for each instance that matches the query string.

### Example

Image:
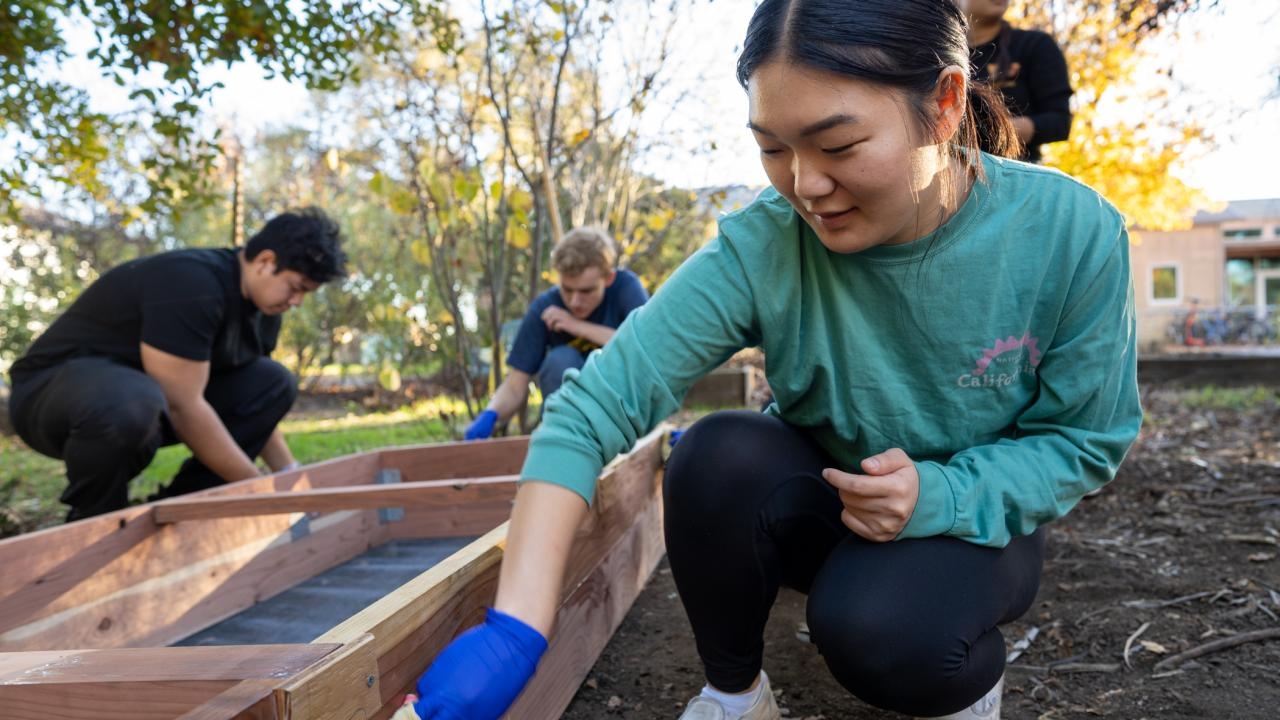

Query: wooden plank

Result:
[176,679,280,720]
[0,450,384,651]
[387,500,515,541]
[0,449,380,594]
[1,680,243,719]
[153,476,519,524]
[377,436,529,482]
[0,505,156,633]
[683,365,751,408]
[275,634,381,720]
[0,451,380,596]
[170,452,385,499]
[0,508,384,651]
[1138,354,1280,387]
[0,644,338,683]
[1,644,338,720]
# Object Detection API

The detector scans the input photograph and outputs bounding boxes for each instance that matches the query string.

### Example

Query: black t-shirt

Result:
[10,248,280,384]
[971,25,1073,163]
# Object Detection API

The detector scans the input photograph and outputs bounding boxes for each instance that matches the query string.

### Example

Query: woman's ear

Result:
[932,66,968,143]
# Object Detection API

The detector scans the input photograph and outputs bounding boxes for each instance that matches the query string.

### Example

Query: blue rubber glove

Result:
[464,409,499,440]
[412,608,548,720]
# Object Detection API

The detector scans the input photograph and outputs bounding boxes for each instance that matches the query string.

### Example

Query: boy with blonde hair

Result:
[464,227,647,439]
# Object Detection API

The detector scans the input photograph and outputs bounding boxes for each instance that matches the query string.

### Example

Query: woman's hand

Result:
[822,448,920,542]
[410,608,547,720]
[405,481,584,717]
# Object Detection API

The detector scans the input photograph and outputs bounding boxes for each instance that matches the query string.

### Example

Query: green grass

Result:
[1177,385,1279,410]
[0,433,67,536]
[1,397,469,536]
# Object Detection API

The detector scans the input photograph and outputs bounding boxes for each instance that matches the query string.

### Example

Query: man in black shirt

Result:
[7,209,347,521]
[963,0,1073,163]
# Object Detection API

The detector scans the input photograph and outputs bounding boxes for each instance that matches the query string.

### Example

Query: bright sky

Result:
[64,1,1280,204]
[1165,2,1280,202]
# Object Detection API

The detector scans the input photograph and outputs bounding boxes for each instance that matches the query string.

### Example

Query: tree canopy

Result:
[0,0,454,218]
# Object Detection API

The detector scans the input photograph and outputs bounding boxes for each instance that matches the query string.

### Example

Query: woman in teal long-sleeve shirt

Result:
[402,1,1141,719]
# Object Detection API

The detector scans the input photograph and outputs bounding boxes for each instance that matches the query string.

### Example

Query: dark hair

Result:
[244,207,348,284]
[735,0,1021,163]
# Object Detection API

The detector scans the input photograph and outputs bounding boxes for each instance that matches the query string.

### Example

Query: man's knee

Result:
[257,359,298,400]
[110,383,168,445]
[253,361,298,423]
[274,365,298,405]
[537,346,587,395]
[224,359,298,415]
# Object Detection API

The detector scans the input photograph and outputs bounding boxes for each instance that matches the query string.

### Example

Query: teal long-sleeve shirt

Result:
[521,155,1142,548]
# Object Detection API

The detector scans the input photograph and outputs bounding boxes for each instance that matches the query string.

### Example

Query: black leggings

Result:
[10,356,297,520]
[663,411,1045,717]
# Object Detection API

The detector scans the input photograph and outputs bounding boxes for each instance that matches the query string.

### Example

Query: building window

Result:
[1224,228,1263,239]
[1150,264,1180,303]
[1226,258,1255,307]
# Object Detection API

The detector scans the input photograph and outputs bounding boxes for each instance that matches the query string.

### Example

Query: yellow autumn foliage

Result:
[506,222,532,249]
[1007,1,1220,230]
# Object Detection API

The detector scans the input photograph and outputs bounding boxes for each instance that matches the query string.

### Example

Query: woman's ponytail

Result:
[964,80,1023,160]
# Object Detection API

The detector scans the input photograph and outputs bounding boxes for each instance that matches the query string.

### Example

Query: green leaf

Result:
[390,188,417,215]
[453,174,479,203]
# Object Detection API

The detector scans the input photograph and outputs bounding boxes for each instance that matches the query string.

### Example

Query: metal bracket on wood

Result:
[290,513,311,541]
[376,468,405,524]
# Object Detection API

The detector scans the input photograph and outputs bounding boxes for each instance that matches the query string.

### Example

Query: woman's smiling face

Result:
[748,61,953,254]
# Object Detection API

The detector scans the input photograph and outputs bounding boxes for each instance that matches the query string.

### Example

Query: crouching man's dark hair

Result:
[245,208,348,284]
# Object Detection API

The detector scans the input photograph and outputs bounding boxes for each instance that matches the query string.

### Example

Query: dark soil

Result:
[562,387,1280,719]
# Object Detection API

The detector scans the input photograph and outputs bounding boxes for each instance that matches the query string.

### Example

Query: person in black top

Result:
[7,209,347,521]
[962,0,1073,163]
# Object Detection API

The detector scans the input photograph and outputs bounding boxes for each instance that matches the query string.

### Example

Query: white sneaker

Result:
[922,674,1003,719]
[678,672,781,720]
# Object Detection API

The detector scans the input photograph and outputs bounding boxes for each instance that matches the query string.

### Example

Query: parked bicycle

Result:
[1165,303,1276,347]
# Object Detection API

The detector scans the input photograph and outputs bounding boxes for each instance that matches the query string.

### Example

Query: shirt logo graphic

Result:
[957,333,1042,389]
[568,336,600,354]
